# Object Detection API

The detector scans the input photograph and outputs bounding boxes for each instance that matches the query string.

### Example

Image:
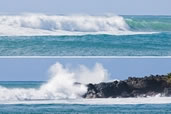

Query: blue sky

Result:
[0,58,170,81]
[0,0,170,15]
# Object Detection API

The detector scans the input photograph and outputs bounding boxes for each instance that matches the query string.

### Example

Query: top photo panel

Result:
[0,0,171,56]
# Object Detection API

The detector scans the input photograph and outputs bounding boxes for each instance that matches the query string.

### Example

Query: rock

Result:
[83,74,171,98]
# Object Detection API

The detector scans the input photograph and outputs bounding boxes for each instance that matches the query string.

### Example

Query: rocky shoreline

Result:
[83,73,171,98]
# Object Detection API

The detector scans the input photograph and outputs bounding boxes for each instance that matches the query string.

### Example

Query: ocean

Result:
[1,103,171,114]
[0,14,171,56]
[0,81,171,114]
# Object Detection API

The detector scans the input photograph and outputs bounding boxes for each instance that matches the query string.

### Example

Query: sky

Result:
[0,58,171,81]
[0,0,170,15]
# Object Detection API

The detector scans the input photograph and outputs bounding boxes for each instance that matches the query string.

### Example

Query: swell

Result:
[126,16,171,32]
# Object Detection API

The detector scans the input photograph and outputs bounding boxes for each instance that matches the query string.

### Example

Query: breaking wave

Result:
[0,13,155,36]
[0,62,108,101]
[126,17,171,32]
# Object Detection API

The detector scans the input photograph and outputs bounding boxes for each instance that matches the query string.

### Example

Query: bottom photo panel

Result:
[0,57,171,113]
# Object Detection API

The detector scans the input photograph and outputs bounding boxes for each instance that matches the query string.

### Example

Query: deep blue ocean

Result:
[0,81,171,114]
[0,15,171,56]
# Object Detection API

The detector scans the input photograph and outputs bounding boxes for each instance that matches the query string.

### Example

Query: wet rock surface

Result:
[83,74,171,98]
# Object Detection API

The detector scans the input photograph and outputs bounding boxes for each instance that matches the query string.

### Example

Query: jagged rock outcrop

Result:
[83,74,171,98]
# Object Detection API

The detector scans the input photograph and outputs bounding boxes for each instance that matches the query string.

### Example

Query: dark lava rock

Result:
[83,74,171,98]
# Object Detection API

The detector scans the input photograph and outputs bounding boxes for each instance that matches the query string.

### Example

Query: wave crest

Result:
[126,17,171,32]
[0,14,134,36]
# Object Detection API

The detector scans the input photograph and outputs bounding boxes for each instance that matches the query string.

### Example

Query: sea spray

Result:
[0,62,108,101]
[0,13,131,36]
[75,63,109,84]
[37,62,87,99]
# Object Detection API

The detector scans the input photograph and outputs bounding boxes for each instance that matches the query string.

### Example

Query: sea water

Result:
[0,14,171,56]
[0,103,171,114]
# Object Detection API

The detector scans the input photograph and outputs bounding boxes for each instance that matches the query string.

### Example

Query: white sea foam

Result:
[0,13,154,36]
[0,62,108,101]
[2,97,171,105]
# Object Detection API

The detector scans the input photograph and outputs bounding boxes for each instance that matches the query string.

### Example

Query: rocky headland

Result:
[83,73,171,98]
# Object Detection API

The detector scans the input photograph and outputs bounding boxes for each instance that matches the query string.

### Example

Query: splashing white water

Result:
[0,13,141,36]
[0,62,108,101]
[75,63,109,84]
[2,97,171,105]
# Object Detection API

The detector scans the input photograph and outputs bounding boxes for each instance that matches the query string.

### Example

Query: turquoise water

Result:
[0,81,43,88]
[0,104,171,114]
[125,15,171,32]
[0,15,171,56]
[0,33,171,56]
[0,81,171,114]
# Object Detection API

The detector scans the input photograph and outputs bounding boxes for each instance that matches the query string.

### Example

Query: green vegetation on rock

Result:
[167,73,171,83]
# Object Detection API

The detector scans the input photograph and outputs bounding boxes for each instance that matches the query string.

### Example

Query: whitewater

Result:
[0,62,108,101]
[0,13,159,36]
